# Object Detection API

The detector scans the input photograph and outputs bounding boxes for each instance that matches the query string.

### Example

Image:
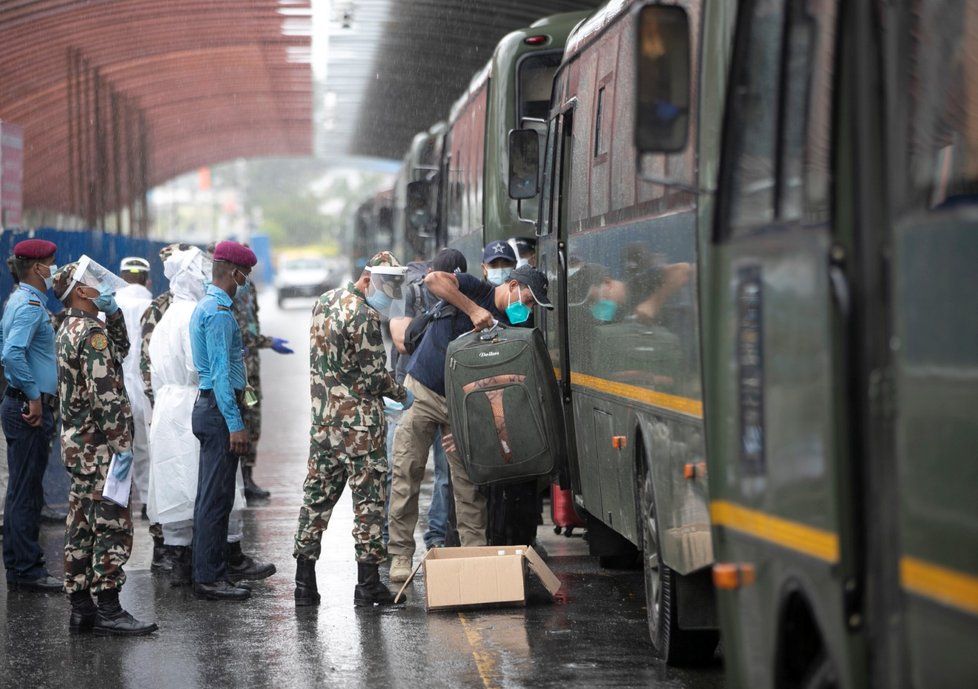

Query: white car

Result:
[275,256,339,306]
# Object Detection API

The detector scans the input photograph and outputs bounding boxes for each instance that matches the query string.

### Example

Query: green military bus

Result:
[631,0,978,686]
[435,11,592,273]
[519,0,737,665]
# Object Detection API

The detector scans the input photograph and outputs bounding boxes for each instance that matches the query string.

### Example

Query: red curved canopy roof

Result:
[0,0,312,215]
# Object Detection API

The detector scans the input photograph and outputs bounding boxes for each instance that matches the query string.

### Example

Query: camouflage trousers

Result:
[293,440,387,564]
[63,473,133,594]
[239,401,261,468]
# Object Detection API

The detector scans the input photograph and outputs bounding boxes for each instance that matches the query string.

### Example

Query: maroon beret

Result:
[13,239,57,259]
[212,240,257,268]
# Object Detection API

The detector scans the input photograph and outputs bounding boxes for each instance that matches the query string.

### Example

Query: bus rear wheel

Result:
[641,448,718,665]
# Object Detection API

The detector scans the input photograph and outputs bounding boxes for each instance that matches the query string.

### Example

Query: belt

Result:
[199,388,246,404]
[5,388,56,407]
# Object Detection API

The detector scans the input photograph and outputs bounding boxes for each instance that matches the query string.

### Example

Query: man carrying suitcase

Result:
[387,265,553,583]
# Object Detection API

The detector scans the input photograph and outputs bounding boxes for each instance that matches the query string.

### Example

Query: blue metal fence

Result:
[0,228,176,310]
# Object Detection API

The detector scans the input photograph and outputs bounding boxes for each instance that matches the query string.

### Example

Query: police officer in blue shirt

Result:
[1,239,62,592]
[190,240,274,601]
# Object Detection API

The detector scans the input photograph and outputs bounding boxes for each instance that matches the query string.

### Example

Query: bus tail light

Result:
[713,563,757,590]
[524,35,548,46]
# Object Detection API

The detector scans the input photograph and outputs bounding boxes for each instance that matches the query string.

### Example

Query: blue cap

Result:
[482,240,517,264]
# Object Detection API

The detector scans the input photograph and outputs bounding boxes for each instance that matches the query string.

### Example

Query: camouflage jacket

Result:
[234,281,270,394]
[57,308,133,478]
[139,290,173,402]
[310,282,406,449]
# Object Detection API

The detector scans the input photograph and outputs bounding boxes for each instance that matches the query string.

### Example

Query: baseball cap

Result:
[510,265,553,309]
[430,248,467,274]
[482,240,517,264]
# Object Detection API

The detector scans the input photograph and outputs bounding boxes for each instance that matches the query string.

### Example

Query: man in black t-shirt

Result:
[386,266,553,582]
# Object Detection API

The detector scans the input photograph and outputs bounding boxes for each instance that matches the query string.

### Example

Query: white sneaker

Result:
[389,555,412,583]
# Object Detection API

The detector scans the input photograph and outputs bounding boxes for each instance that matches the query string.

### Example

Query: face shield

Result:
[65,255,130,300]
[366,266,408,319]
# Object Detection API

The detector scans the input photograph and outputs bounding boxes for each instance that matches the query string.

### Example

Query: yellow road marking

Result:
[570,371,703,418]
[901,556,978,617]
[710,500,840,563]
[459,612,499,689]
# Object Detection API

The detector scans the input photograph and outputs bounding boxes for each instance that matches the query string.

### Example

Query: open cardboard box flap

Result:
[393,545,561,607]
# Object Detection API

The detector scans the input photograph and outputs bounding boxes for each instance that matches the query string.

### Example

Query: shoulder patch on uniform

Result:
[27,299,42,307]
[88,332,109,351]
[217,305,231,312]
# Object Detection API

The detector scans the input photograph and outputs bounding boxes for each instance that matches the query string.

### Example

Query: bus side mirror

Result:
[508,129,540,200]
[634,4,691,154]
[406,180,432,233]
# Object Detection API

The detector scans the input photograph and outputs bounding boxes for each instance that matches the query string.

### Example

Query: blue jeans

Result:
[383,409,451,548]
[191,394,239,584]
[1,394,55,581]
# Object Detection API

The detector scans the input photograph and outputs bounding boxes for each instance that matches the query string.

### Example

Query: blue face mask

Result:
[486,267,513,286]
[591,299,617,322]
[42,263,57,291]
[367,290,392,313]
[505,285,531,324]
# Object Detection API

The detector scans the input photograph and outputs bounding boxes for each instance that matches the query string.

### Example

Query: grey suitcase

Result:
[444,324,564,485]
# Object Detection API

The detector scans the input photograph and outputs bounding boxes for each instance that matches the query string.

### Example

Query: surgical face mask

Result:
[366,289,392,313]
[41,263,57,291]
[234,269,250,289]
[486,267,512,286]
[591,299,617,322]
[505,285,531,324]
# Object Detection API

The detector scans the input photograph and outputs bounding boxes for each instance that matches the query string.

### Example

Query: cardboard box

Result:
[394,545,562,610]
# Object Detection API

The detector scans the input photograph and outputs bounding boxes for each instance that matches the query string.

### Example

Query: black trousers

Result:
[191,394,239,584]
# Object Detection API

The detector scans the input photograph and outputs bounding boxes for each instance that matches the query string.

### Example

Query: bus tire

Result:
[641,446,718,665]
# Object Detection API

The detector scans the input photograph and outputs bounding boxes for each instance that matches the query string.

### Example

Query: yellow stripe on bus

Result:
[570,371,703,418]
[710,500,840,564]
[901,556,978,617]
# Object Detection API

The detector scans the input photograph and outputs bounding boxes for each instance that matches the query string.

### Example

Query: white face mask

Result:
[486,267,513,286]
[516,258,530,269]
[42,263,57,290]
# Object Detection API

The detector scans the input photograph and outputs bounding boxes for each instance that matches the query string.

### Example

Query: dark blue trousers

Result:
[191,394,239,584]
[2,394,55,581]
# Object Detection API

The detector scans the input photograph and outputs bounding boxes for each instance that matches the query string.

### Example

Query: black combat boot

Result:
[150,535,174,574]
[354,562,402,607]
[93,589,158,636]
[169,546,192,587]
[242,465,271,502]
[68,590,97,635]
[294,556,320,607]
[225,541,276,582]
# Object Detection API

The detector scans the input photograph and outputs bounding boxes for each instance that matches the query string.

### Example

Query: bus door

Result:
[537,106,579,491]
[886,3,978,686]
[707,1,860,686]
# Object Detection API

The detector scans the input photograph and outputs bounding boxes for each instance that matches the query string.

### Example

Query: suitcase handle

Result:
[455,319,504,342]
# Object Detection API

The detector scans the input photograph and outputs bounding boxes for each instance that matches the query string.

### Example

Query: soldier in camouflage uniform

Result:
[52,261,158,636]
[233,279,293,503]
[293,250,411,608]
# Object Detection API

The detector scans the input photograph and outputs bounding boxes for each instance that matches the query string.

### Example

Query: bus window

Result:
[907,0,978,211]
[518,52,562,121]
[594,86,607,158]
[728,0,785,231]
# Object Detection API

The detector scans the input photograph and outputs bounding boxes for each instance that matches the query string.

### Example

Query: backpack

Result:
[402,283,456,355]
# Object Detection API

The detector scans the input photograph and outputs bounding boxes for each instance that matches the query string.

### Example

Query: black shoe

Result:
[140,504,149,521]
[194,580,251,601]
[93,590,158,636]
[242,465,271,502]
[168,546,192,587]
[151,544,176,574]
[69,591,98,635]
[8,574,63,593]
[225,541,276,582]
[354,562,402,606]
[40,505,68,523]
[294,556,320,607]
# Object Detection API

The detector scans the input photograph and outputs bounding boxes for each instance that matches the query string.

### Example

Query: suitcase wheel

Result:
[564,527,575,538]
[553,526,563,535]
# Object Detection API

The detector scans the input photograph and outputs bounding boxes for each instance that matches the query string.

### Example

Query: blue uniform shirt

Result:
[191,284,246,432]
[0,284,58,399]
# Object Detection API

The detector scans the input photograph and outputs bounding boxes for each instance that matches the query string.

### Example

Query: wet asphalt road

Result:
[0,289,725,689]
